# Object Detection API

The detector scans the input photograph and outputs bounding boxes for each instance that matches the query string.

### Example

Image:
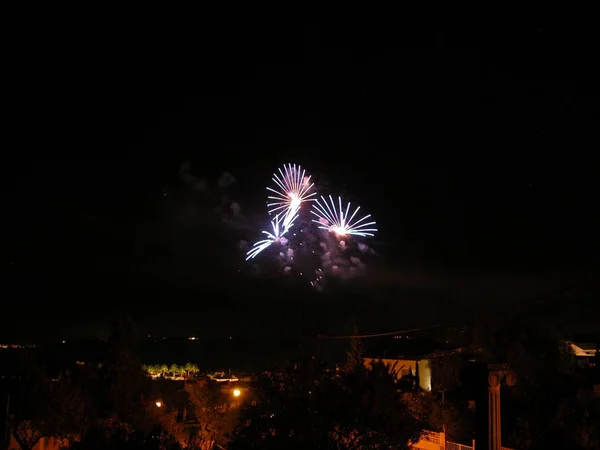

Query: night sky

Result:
[2,19,599,343]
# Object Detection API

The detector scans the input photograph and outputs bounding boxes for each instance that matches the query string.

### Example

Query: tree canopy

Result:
[230,353,425,450]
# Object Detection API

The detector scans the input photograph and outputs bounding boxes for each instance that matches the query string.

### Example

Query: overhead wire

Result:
[317,323,450,339]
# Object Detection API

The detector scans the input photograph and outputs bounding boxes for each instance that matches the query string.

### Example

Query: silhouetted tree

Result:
[468,318,594,449]
[10,354,88,450]
[230,353,425,449]
[427,399,472,444]
[430,353,465,392]
[68,422,184,450]
[343,325,364,372]
[427,352,472,443]
[337,359,425,449]
[96,317,161,435]
[553,388,600,449]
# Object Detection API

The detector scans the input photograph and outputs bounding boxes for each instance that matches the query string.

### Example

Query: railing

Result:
[412,431,514,450]
[446,441,473,450]
[422,432,442,444]
[411,431,445,449]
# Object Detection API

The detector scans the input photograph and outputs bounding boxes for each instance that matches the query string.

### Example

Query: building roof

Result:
[569,342,598,356]
[576,342,598,351]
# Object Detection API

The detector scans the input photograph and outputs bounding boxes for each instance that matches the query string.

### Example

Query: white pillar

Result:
[488,383,501,450]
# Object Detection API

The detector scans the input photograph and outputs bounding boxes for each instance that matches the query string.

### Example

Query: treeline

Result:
[141,363,199,379]
[3,317,600,449]
[3,318,439,449]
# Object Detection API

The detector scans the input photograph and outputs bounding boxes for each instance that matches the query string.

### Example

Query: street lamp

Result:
[232,389,241,397]
[155,401,162,408]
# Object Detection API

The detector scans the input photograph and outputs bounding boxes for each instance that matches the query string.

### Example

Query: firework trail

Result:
[267,164,315,227]
[311,195,377,238]
[245,212,298,260]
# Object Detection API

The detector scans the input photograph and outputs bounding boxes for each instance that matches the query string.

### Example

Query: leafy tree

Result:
[184,379,238,449]
[230,354,425,449]
[169,363,180,378]
[68,421,184,450]
[498,324,571,448]
[142,365,157,377]
[427,399,472,444]
[229,356,331,450]
[467,318,594,449]
[429,353,465,392]
[335,359,425,449]
[159,364,169,378]
[182,362,193,379]
[183,363,192,379]
[553,388,600,449]
[426,352,472,443]
[9,317,186,449]
[10,356,88,450]
[148,364,165,378]
[184,362,199,379]
[100,318,156,428]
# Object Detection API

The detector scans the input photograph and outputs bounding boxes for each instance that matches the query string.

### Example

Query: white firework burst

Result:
[266,163,316,219]
[246,212,299,260]
[311,195,377,238]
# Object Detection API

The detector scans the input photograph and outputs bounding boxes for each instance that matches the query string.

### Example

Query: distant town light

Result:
[155,401,162,407]
[233,389,241,397]
[1,344,36,349]
[189,337,196,340]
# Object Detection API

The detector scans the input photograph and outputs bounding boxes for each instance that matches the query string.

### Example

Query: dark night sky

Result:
[2,18,599,342]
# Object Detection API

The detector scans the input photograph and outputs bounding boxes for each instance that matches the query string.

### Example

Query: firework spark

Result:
[246,212,298,260]
[266,164,316,221]
[311,195,377,238]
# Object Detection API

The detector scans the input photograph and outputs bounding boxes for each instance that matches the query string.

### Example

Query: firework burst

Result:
[246,212,298,260]
[311,195,377,238]
[266,164,316,222]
